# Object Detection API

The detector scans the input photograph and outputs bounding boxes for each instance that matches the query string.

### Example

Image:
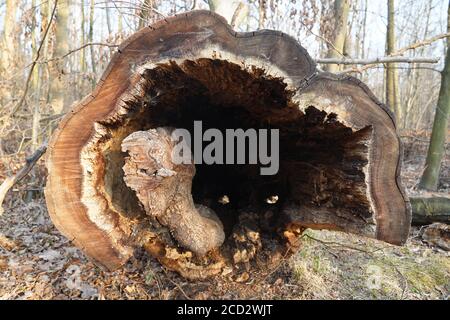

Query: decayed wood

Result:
[121,128,225,256]
[295,73,411,245]
[0,144,47,215]
[44,10,411,278]
[411,197,450,225]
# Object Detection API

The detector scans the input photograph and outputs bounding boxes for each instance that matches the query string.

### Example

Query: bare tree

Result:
[89,0,96,88]
[324,0,349,73]
[419,0,450,191]
[80,0,86,77]
[258,0,266,30]
[386,0,402,125]
[49,0,70,114]
[208,0,248,28]
[138,0,153,30]
[0,0,17,106]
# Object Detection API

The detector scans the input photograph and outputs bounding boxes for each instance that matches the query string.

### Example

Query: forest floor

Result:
[0,133,449,300]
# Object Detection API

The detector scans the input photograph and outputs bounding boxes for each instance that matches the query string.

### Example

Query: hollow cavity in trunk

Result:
[87,58,375,278]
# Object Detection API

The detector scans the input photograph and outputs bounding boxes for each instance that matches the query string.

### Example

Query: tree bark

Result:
[44,11,410,279]
[89,0,96,88]
[208,0,248,28]
[105,5,112,35]
[419,0,450,191]
[0,0,17,106]
[31,0,41,152]
[138,0,152,30]
[80,0,86,74]
[258,0,266,30]
[324,0,350,73]
[386,0,402,125]
[49,0,70,114]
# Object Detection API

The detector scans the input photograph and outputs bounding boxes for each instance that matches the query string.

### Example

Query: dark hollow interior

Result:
[97,59,375,258]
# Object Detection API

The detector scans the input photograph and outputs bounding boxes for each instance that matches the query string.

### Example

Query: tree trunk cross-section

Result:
[44,11,411,279]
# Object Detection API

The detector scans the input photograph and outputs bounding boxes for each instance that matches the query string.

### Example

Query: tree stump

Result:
[44,11,411,280]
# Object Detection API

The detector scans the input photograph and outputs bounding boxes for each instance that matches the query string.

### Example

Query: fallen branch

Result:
[316,56,440,65]
[411,197,450,225]
[0,144,47,215]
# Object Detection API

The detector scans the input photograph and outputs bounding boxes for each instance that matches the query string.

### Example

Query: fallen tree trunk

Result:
[411,197,450,225]
[44,11,411,280]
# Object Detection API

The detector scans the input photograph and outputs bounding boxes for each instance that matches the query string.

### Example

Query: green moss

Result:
[291,229,450,299]
[401,257,450,292]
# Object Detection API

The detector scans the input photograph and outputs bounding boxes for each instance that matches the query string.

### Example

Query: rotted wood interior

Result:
[80,59,377,279]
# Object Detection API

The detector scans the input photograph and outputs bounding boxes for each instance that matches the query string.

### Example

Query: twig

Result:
[0,144,47,215]
[388,260,409,299]
[261,248,292,283]
[163,272,192,300]
[32,42,119,66]
[299,20,344,57]
[391,32,450,56]
[301,233,381,255]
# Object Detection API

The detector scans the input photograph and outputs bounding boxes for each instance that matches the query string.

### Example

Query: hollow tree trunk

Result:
[44,11,411,280]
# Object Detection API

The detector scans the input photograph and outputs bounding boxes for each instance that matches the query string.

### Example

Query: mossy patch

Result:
[291,229,450,299]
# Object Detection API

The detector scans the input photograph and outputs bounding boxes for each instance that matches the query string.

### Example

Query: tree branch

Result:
[35,42,119,65]
[316,56,440,65]
[0,144,47,215]
[319,32,450,73]
[391,32,450,56]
